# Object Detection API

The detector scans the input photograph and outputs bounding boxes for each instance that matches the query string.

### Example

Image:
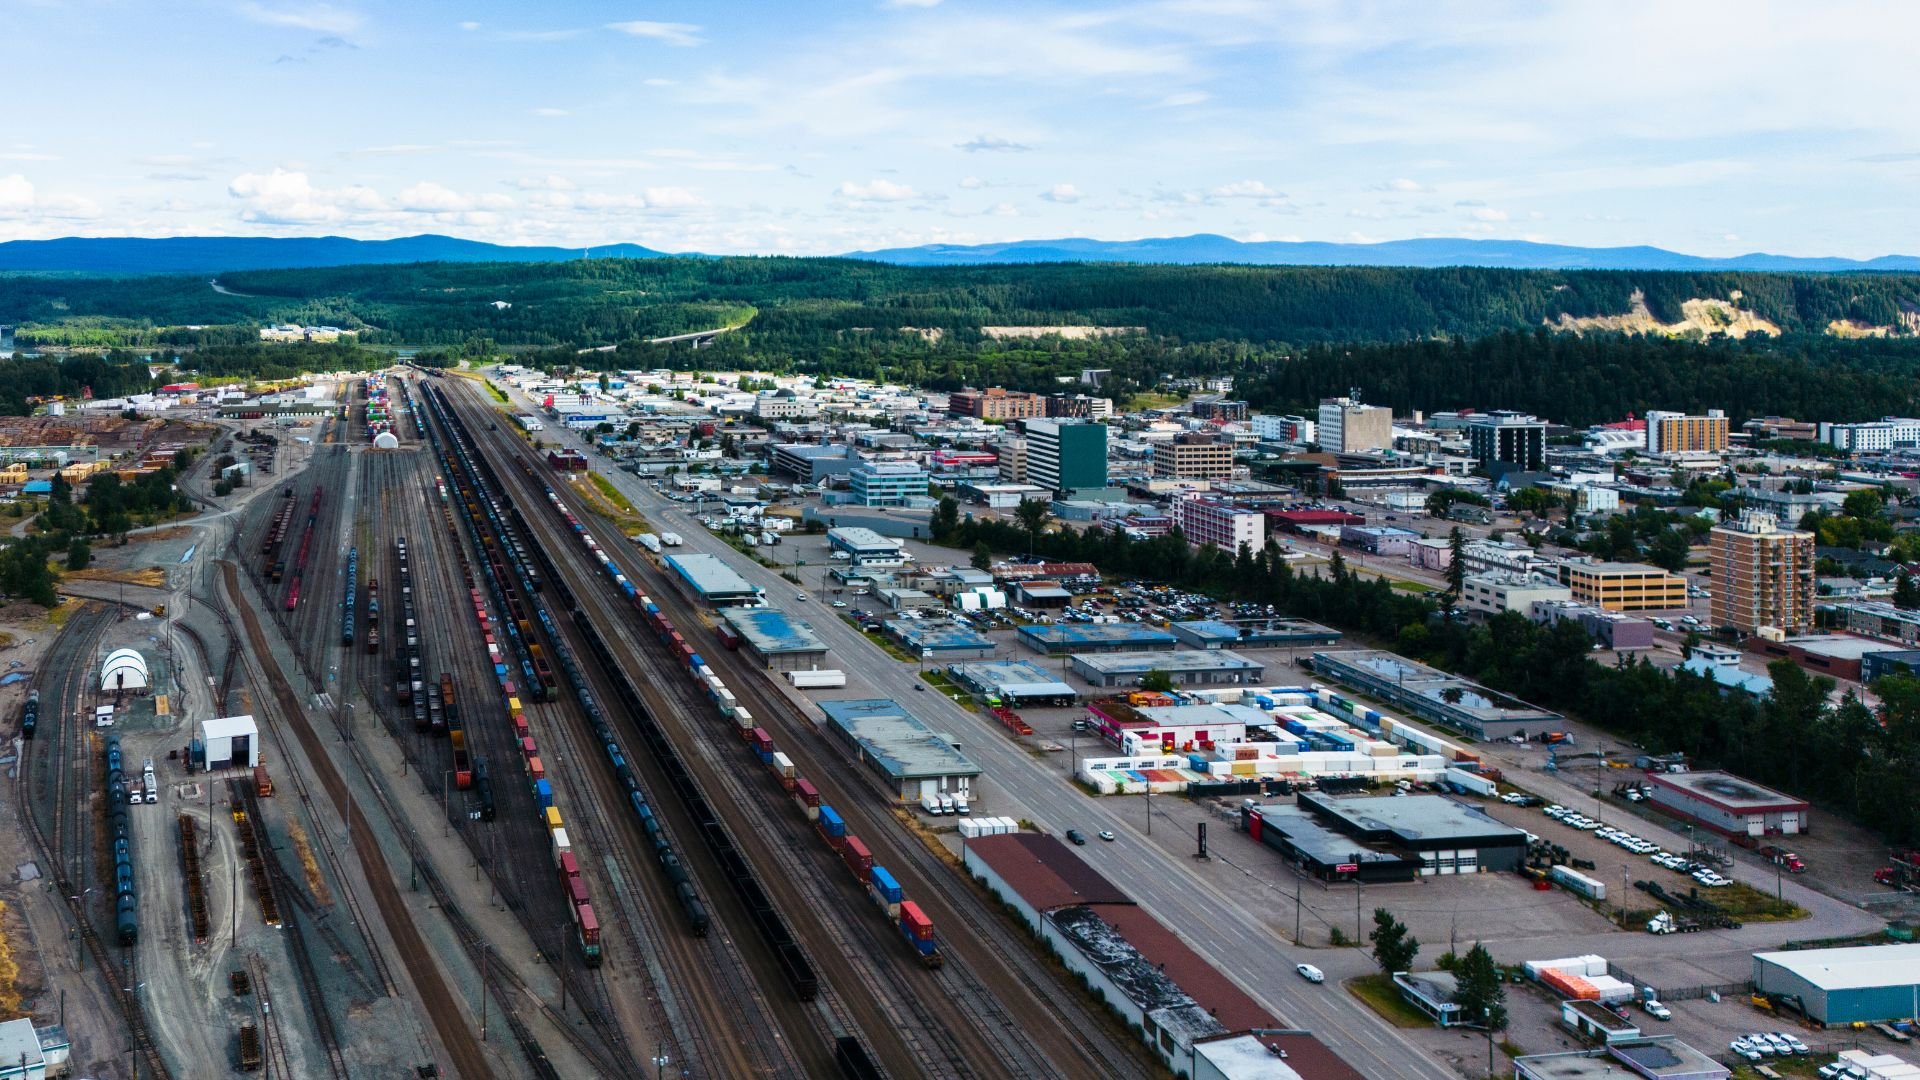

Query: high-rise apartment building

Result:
[1466,411,1546,473]
[1316,397,1393,454]
[1710,510,1816,634]
[1646,410,1729,455]
[1152,432,1234,481]
[1025,419,1108,493]
[1190,399,1249,422]
[1171,497,1266,552]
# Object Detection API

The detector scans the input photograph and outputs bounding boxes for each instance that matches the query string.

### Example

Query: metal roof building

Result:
[1643,769,1809,839]
[719,607,830,671]
[100,648,149,692]
[1311,649,1565,739]
[818,698,981,802]
[1017,622,1178,655]
[1752,943,1920,1025]
[1299,791,1529,873]
[1070,649,1264,688]
[883,619,995,660]
[663,552,765,608]
[945,660,1078,706]
[1170,618,1342,650]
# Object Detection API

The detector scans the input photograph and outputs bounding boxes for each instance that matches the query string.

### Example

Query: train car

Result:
[474,757,495,821]
[450,730,472,789]
[284,580,301,611]
[20,689,36,740]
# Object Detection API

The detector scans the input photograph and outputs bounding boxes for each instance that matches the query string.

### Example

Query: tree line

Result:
[932,500,1920,846]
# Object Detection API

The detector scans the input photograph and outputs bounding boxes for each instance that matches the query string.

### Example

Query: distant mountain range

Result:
[2,231,1917,275]
[0,234,666,274]
[842,234,1920,272]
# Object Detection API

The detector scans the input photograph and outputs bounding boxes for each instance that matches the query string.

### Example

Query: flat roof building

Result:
[1025,418,1109,493]
[1515,1038,1730,1080]
[945,660,1078,706]
[1561,561,1689,612]
[819,698,981,802]
[1318,397,1393,454]
[1467,411,1547,473]
[1643,769,1809,838]
[885,619,996,659]
[826,526,907,566]
[1311,649,1566,739]
[1154,432,1234,481]
[1711,510,1816,634]
[1753,943,1920,1025]
[1017,623,1178,655]
[1070,649,1264,688]
[719,607,830,671]
[770,442,859,482]
[1170,618,1341,650]
[1299,791,1529,873]
[664,552,765,608]
[848,460,928,507]
[1243,801,1421,883]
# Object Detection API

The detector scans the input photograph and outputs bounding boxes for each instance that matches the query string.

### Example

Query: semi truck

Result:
[634,532,662,553]
[659,532,684,547]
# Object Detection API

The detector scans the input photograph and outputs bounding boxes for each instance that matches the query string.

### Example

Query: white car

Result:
[1643,999,1671,1020]
[1729,1039,1762,1062]
[831,600,848,608]
[1295,963,1324,984]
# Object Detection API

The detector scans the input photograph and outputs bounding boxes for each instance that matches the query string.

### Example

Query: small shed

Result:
[199,714,261,771]
[100,648,149,692]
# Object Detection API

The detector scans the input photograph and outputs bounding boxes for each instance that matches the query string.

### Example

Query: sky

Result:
[3,0,1918,258]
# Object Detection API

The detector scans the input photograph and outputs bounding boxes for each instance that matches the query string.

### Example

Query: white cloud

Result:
[516,175,576,191]
[238,3,363,35]
[837,178,920,202]
[0,175,34,210]
[395,181,512,213]
[459,21,479,31]
[1039,183,1083,203]
[988,202,1019,216]
[1469,207,1508,222]
[227,168,385,223]
[642,77,675,87]
[531,107,570,117]
[1156,91,1209,108]
[605,20,704,47]
[1379,178,1426,193]
[882,0,942,7]
[955,135,1030,153]
[958,176,985,190]
[1210,180,1283,199]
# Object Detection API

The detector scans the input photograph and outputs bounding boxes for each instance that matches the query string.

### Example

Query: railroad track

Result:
[249,953,297,1079]
[220,558,499,1080]
[391,441,647,1079]
[442,380,1150,1079]
[14,604,175,1080]
[414,381,801,1079]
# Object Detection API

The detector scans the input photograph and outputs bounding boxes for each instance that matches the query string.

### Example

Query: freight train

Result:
[20,688,36,740]
[105,737,138,945]
[419,382,937,984]
[417,382,713,957]
[341,546,358,646]
[535,475,947,970]
[284,486,323,611]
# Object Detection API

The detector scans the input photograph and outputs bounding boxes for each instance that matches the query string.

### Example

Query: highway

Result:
[512,414,1459,1079]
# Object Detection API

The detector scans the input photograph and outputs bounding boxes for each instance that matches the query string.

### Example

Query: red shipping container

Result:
[558,852,580,879]
[899,901,934,940]
[513,714,530,739]
[529,756,546,781]
[751,728,774,753]
[576,903,600,946]
[842,836,873,878]
[567,876,590,907]
[521,736,538,759]
[794,779,821,807]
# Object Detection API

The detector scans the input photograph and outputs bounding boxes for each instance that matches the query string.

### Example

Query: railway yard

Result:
[0,371,1169,1079]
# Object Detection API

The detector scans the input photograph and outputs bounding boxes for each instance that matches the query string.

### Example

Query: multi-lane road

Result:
[513,412,1459,1080]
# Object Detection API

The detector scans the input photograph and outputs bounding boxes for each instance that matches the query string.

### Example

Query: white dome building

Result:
[100,648,149,692]
[372,431,400,450]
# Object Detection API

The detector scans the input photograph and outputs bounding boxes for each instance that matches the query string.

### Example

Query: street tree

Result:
[1368,908,1419,974]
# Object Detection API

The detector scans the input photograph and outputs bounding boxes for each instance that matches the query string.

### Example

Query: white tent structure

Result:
[100,648,149,692]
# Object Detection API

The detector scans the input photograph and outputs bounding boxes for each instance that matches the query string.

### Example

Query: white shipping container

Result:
[551,828,572,868]
[785,669,848,689]
[1550,865,1607,902]
[771,751,795,779]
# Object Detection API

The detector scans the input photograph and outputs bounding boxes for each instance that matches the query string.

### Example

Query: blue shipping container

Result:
[818,806,845,836]
[535,779,554,808]
[870,867,903,903]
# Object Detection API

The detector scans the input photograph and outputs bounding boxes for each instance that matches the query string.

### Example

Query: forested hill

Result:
[8,257,1920,425]
[31,257,1911,346]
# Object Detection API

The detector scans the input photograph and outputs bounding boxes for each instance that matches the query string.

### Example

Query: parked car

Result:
[1728,1040,1762,1063]
[1642,1000,1671,1021]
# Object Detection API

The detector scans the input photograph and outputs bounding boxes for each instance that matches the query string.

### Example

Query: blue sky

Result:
[2,0,1915,257]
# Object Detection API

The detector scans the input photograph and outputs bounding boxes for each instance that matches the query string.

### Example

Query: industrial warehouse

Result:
[664,551,766,607]
[1310,649,1566,739]
[1169,617,1342,651]
[718,606,831,671]
[1244,792,1529,881]
[1017,622,1179,654]
[1070,649,1265,687]
[884,618,997,660]
[1751,943,1920,1025]
[945,660,1079,707]
[818,698,982,803]
[1643,769,1811,839]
